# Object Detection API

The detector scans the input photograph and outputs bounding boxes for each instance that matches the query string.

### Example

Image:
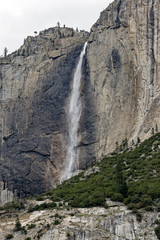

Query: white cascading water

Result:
[61,42,87,181]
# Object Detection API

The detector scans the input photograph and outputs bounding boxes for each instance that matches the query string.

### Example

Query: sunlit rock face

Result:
[0,27,89,200]
[85,0,160,157]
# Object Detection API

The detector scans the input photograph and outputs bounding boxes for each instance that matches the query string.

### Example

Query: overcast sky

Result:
[0,0,113,55]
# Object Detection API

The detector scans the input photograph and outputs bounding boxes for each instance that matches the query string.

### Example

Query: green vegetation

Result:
[28,202,56,212]
[54,213,62,219]
[5,234,13,239]
[0,201,25,211]
[35,195,44,201]
[66,232,71,237]
[155,224,160,239]
[40,132,160,211]
[27,223,36,229]
[14,217,27,234]
[54,220,60,225]
[47,223,50,228]
[14,217,22,231]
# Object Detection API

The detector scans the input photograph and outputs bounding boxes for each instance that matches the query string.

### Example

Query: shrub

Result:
[14,217,22,231]
[157,204,160,212]
[5,234,13,239]
[54,220,60,225]
[36,195,44,201]
[88,191,106,207]
[136,212,142,222]
[155,219,160,225]
[25,238,31,240]
[103,203,109,209]
[28,201,56,212]
[155,225,160,239]
[3,201,25,210]
[111,193,123,202]
[132,209,142,222]
[51,195,61,202]
[14,217,27,234]
[28,206,34,213]
[21,226,27,234]
[66,232,71,237]
[130,194,140,204]
[27,223,36,229]
[69,213,74,216]
[128,203,137,210]
[123,197,131,205]
[144,206,153,211]
[47,223,50,228]
[140,196,153,208]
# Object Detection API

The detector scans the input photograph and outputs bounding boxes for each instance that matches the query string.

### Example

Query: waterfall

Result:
[61,42,87,181]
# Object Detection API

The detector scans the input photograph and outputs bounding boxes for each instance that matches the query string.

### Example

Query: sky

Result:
[0,0,113,55]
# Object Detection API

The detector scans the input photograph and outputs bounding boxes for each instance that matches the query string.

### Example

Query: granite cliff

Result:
[86,0,160,158]
[0,0,160,202]
[0,27,89,203]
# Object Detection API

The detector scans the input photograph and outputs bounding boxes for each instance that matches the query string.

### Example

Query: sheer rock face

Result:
[86,0,160,157]
[0,27,89,201]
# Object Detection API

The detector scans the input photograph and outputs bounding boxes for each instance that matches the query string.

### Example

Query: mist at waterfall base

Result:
[61,42,87,182]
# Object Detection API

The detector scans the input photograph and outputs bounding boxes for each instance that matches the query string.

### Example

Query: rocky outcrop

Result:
[85,0,160,157]
[0,204,158,239]
[0,27,89,201]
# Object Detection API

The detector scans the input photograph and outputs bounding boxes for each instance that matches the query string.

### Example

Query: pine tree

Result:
[116,141,119,152]
[116,159,128,198]
[137,137,141,145]
[4,47,8,57]
[14,217,22,231]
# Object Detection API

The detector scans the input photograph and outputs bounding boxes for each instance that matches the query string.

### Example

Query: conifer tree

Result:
[116,159,128,198]
[4,47,8,57]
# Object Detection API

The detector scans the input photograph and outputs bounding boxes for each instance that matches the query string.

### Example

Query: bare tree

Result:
[57,22,60,28]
